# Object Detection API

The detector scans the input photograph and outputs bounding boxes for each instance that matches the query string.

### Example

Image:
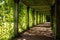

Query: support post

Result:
[56,0,60,39]
[41,13,43,23]
[42,13,43,23]
[50,4,55,30]
[34,11,36,25]
[14,0,19,36]
[32,9,35,26]
[27,6,29,30]
[39,13,40,24]
[50,6,54,30]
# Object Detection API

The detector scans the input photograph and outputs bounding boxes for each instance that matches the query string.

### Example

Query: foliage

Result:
[0,0,14,40]
[18,3,28,32]
[37,13,40,24]
[29,8,34,27]
[34,11,37,25]
[0,0,48,40]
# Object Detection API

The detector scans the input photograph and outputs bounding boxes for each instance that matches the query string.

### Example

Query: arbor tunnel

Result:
[0,0,59,40]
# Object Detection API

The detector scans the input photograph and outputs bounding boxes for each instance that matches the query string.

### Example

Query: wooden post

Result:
[40,13,41,23]
[56,0,60,39]
[40,13,42,23]
[41,13,43,23]
[42,13,44,23]
[39,13,41,24]
[50,4,55,30]
[14,0,19,36]
[34,11,36,25]
[32,9,35,26]
[27,6,29,30]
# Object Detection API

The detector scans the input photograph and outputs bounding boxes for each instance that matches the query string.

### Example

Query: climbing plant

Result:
[37,13,40,24]
[0,0,14,40]
[29,8,34,27]
[18,3,28,32]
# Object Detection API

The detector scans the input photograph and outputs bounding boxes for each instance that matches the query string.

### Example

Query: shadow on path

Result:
[14,22,55,40]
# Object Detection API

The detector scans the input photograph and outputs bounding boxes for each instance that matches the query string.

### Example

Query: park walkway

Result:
[14,22,55,40]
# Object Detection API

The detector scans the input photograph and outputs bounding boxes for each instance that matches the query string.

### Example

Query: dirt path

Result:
[14,22,55,40]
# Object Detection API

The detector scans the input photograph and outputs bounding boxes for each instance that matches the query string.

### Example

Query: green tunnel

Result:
[0,0,53,40]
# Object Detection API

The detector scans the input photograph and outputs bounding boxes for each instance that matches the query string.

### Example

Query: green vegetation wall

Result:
[37,13,40,24]
[51,5,56,35]
[0,0,14,40]
[18,3,28,32]
[34,11,37,25]
[44,13,47,22]
[43,13,46,23]
[39,13,41,24]
[52,9,56,35]
[29,8,34,27]
[0,0,48,40]
[40,13,43,23]
[38,13,46,24]
[53,15,56,35]
[42,14,44,23]
[41,13,43,23]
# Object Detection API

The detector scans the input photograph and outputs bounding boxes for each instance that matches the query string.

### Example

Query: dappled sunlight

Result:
[14,22,55,40]
[0,0,56,40]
